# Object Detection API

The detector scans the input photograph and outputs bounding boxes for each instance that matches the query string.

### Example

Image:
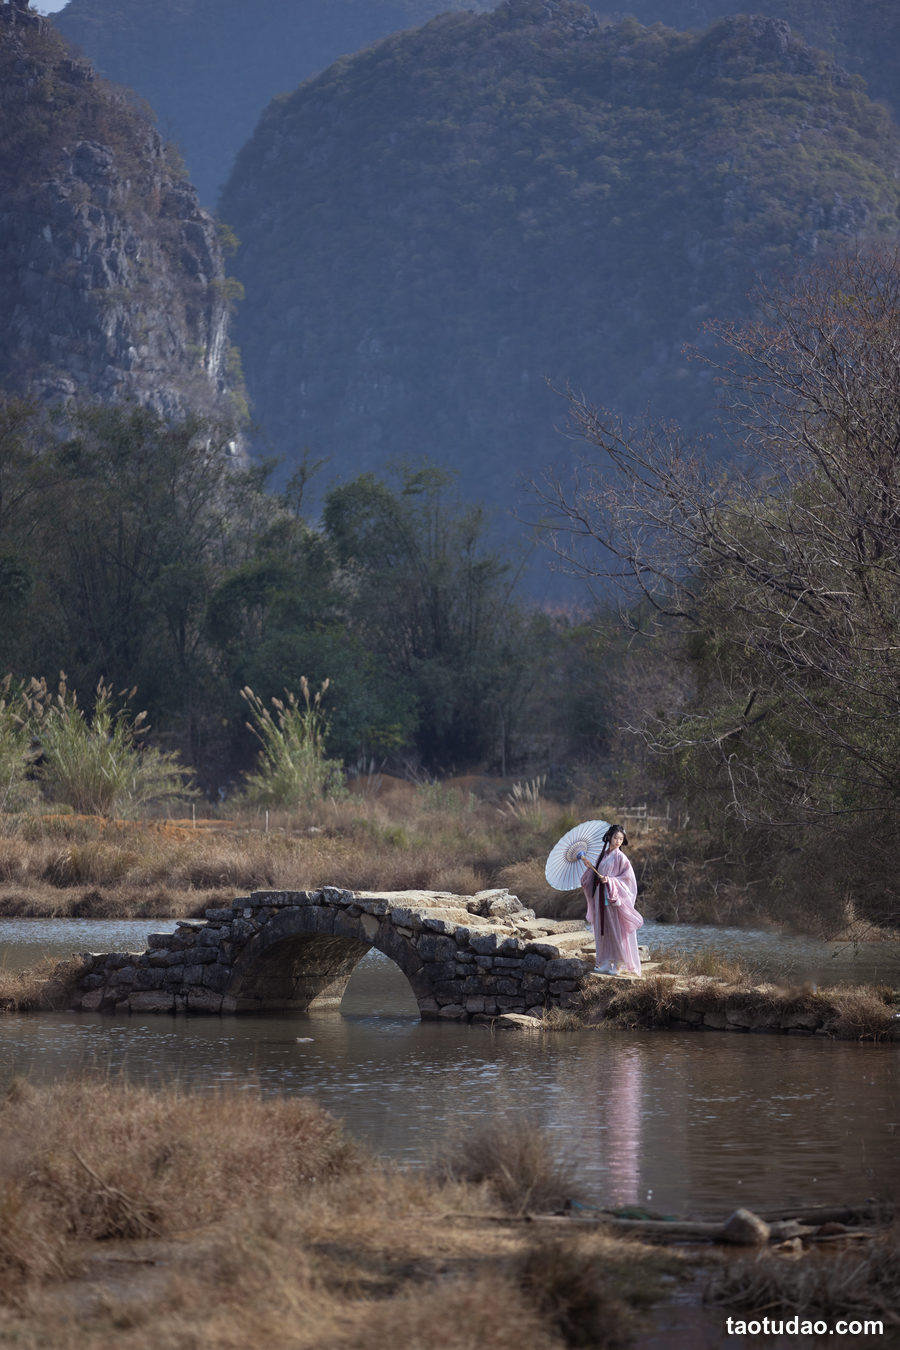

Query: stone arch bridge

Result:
[72,887,610,1021]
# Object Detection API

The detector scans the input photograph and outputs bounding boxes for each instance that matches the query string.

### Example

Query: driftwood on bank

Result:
[432,1201,890,1247]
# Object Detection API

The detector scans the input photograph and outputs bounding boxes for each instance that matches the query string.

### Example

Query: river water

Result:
[1,917,898,1217]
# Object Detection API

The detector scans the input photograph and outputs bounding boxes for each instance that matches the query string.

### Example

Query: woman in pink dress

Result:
[579,824,643,976]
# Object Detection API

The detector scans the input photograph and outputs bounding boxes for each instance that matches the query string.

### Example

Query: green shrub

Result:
[240,679,345,808]
[30,676,193,817]
[0,677,39,813]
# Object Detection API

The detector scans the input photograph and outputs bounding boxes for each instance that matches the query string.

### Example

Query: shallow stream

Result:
[1,918,897,1216]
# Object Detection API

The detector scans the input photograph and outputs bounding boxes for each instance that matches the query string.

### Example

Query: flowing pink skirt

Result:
[589,902,642,975]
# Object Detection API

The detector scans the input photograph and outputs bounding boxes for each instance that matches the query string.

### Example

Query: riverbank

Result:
[539,951,900,1042]
[0,1079,895,1349]
[2,951,897,1042]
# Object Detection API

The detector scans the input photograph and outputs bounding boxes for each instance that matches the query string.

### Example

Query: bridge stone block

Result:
[135,968,166,990]
[109,966,138,987]
[523,942,560,958]
[186,946,217,964]
[201,964,231,992]
[470,933,501,955]
[230,918,258,942]
[388,907,425,930]
[187,989,223,1012]
[147,933,176,949]
[546,958,587,979]
[331,910,364,939]
[322,887,353,905]
[523,953,547,972]
[424,960,457,982]
[422,917,455,934]
[417,934,457,963]
[129,991,175,1013]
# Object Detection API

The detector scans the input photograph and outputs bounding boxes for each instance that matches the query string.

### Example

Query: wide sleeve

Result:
[606,853,643,933]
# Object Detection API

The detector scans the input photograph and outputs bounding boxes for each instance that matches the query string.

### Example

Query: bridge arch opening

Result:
[226,908,429,1016]
[339,949,420,1018]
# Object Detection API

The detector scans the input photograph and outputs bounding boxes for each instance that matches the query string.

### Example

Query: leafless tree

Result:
[541,247,900,924]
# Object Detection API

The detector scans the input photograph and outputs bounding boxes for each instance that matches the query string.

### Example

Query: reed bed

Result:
[706,1222,900,1330]
[0,1079,686,1350]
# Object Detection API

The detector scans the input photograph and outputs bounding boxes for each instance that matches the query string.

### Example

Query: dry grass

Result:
[0,956,87,1012]
[433,1117,581,1216]
[706,1222,900,1329]
[822,985,900,1041]
[560,970,900,1041]
[0,790,581,918]
[0,1079,690,1350]
[652,946,755,984]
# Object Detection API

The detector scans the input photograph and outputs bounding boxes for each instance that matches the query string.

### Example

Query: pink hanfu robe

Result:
[581,847,643,975]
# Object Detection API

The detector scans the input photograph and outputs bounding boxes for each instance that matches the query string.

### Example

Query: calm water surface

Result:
[1,918,897,1217]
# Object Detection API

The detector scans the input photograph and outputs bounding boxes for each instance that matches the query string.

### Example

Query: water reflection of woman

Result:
[605,1046,643,1207]
[579,824,643,976]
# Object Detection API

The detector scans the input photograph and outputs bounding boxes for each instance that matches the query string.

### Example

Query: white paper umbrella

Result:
[545,819,611,891]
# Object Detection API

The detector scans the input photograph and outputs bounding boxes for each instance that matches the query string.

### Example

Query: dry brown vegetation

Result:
[0,791,892,943]
[566,959,900,1041]
[706,1223,900,1333]
[0,955,86,1012]
[0,786,598,920]
[433,1118,581,1216]
[0,1078,688,1350]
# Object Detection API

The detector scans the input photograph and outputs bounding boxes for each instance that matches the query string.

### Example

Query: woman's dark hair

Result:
[602,823,629,850]
[587,824,629,897]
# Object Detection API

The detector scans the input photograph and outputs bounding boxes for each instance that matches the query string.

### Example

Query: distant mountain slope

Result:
[219,0,900,510]
[53,0,900,208]
[53,0,492,204]
[0,8,234,419]
[610,0,900,121]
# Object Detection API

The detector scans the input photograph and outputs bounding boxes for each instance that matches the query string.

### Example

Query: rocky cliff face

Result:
[0,4,235,420]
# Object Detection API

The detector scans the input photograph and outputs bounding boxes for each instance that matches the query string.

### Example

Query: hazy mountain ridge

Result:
[219,0,900,507]
[607,0,900,121]
[53,0,493,204]
[52,0,900,208]
[0,9,236,419]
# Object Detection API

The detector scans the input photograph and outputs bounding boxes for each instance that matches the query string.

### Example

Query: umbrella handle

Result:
[576,852,604,880]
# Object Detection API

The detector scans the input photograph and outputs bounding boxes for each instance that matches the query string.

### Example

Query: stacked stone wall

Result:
[71,886,601,1020]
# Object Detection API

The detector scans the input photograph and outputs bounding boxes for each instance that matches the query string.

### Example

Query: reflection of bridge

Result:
[73,888,597,1020]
